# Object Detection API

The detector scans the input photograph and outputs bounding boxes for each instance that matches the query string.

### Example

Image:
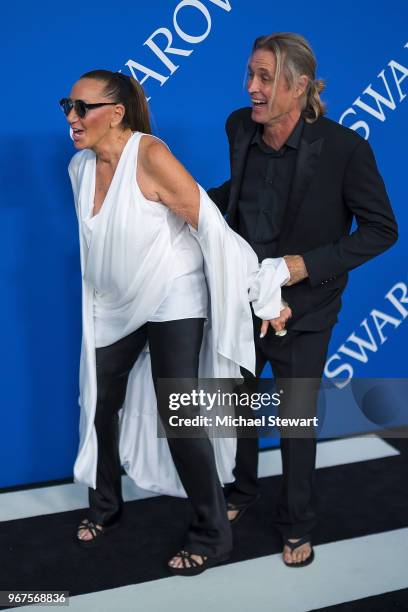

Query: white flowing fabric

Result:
[68,132,289,496]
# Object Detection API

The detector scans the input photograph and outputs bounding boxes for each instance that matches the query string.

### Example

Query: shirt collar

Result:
[251,116,304,151]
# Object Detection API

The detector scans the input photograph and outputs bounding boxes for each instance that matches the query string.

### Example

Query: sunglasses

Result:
[59,97,119,118]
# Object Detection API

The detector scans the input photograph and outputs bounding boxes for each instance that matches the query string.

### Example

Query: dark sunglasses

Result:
[59,97,119,118]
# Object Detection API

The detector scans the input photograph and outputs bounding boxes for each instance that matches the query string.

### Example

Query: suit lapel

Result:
[277,131,324,249]
[226,119,257,227]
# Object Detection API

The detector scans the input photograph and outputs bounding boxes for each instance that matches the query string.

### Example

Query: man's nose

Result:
[247,75,260,93]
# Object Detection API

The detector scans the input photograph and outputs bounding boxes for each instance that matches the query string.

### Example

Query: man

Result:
[208,32,398,567]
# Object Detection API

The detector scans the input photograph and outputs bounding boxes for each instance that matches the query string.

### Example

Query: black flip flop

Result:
[283,536,315,567]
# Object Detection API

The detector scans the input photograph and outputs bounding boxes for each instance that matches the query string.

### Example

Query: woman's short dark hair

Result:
[80,69,151,133]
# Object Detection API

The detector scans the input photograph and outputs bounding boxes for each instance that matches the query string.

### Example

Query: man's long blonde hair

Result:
[252,33,326,123]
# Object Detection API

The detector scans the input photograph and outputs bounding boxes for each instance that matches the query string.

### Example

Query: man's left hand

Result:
[284,255,308,286]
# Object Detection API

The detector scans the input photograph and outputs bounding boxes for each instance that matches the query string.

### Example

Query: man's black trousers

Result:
[227,316,332,539]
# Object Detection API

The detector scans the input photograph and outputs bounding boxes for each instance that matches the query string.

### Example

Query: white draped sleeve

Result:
[249,258,290,320]
[191,185,290,376]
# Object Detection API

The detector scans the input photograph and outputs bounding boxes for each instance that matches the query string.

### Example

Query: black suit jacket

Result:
[208,108,398,331]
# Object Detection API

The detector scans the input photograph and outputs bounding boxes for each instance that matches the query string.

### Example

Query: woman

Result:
[61,70,291,575]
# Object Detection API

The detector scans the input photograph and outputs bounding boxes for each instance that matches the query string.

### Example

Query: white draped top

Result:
[80,132,207,347]
[68,132,290,496]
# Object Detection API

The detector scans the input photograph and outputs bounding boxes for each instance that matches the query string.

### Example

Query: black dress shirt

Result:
[238,118,304,261]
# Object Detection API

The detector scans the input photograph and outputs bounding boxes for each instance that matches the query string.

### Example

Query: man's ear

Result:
[294,75,309,99]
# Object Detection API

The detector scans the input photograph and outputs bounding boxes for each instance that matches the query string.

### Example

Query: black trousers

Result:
[89,318,232,557]
[227,314,332,539]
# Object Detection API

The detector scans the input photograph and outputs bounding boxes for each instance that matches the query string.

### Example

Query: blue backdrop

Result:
[1,0,407,487]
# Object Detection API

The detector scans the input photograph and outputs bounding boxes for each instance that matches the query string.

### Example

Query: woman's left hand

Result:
[260,306,292,338]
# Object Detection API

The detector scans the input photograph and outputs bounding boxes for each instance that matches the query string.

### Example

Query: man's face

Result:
[247,49,299,126]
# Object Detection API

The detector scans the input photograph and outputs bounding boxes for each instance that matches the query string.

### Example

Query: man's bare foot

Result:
[283,538,312,564]
[226,495,260,524]
[227,508,239,522]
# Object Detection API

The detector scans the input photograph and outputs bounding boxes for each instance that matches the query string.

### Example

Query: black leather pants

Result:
[88,318,232,557]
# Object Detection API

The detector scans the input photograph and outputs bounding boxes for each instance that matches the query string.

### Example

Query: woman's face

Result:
[66,78,118,150]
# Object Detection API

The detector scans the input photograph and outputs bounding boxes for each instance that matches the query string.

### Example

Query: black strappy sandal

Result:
[283,536,315,567]
[168,550,230,576]
[75,518,118,548]
[226,493,261,525]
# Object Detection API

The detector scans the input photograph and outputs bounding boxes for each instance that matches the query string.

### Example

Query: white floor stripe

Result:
[258,435,399,478]
[20,528,408,612]
[0,479,158,522]
[0,437,399,522]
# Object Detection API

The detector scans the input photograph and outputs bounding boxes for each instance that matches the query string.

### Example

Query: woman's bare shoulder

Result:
[138,134,171,169]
